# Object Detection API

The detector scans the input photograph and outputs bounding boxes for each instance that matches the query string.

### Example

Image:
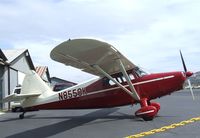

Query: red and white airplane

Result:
[3,39,194,121]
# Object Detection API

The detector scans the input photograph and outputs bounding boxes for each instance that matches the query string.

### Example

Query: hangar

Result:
[0,49,77,110]
[0,49,35,110]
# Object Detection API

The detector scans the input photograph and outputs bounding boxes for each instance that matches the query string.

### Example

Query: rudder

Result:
[21,70,53,97]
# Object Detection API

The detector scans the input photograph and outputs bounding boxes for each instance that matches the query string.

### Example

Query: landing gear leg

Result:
[19,112,26,119]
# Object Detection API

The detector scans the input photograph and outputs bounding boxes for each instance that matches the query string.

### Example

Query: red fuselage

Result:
[30,71,187,110]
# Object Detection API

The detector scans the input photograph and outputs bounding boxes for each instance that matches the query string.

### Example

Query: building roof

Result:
[2,49,35,70]
[0,49,7,61]
[35,66,48,77]
[2,49,26,63]
[35,66,51,83]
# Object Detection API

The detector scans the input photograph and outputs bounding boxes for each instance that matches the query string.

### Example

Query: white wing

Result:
[50,39,136,76]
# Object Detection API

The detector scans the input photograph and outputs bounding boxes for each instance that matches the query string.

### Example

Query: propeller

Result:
[180,50,195,100]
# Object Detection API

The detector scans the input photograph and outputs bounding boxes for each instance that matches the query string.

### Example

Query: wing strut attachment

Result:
[117,59,140,101]
[93,64,140,101]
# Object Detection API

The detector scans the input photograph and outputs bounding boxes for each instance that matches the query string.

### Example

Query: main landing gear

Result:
[135,98,160,121]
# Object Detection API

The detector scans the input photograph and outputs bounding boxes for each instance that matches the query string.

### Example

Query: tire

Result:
[143,117,154,121]
[19,114,24,119]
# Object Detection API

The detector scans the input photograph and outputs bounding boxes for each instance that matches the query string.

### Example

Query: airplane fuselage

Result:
[24,71,186,111]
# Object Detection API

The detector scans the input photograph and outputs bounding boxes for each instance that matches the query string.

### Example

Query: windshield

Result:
[134,67,148,77]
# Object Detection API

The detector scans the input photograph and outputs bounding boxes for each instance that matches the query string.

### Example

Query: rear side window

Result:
[53,84,74,92]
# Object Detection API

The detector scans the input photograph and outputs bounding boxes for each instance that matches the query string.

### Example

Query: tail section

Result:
[21,70,53,97]
[3,70,53,103]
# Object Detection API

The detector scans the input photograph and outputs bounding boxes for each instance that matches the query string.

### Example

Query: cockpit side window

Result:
[129,73,135,80]
[108,73,136,86]
[107,69,141,86]
[109,77,123,85]
[109,80,115,85]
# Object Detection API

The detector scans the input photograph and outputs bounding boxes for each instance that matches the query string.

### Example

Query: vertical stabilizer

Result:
[21,70,53,97]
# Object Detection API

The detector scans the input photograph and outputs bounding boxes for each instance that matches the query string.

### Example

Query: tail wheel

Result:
[150,102,160,112]
[19,112,26,119]
[135,106,157,121]
[19,114,24,119]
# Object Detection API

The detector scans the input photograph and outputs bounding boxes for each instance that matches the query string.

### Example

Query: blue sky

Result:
[1,0,200,82]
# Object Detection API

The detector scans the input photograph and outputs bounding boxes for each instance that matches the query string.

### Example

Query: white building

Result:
[0,49,35,110]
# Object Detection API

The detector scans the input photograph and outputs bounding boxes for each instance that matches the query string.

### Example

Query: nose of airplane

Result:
[186,71,193,77]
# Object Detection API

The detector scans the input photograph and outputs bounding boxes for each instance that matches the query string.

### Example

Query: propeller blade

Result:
[187,79,195,100]
[180,50,187,72]
[179,50,194,100]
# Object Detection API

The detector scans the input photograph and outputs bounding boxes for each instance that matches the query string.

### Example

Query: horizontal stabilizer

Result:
[2,93,41,103]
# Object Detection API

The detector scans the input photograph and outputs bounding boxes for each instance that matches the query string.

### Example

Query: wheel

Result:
[143,117,154,121]
[19,114,24,119]
[135,106,157,121]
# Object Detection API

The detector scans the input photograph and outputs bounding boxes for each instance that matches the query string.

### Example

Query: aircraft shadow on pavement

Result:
[5,108,138,138]
[0,115,36,123]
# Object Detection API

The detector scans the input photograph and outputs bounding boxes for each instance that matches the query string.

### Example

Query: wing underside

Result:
[50,39,136,76]
[50,39,140,101]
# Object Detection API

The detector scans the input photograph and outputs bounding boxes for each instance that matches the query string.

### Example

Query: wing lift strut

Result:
[92,59,140,101]
[93,59,161,121]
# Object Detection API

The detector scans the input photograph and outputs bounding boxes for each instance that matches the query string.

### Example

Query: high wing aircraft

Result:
[3,39,194,121]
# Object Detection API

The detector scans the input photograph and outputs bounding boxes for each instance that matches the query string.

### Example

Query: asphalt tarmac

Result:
[0,89,200,138]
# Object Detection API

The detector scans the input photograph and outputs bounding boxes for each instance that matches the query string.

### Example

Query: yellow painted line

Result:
[125,116,200,138]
